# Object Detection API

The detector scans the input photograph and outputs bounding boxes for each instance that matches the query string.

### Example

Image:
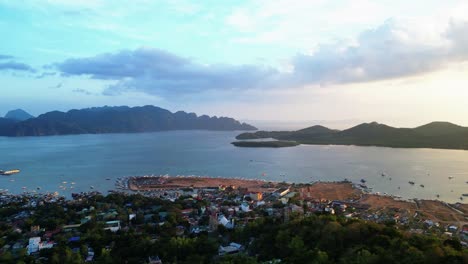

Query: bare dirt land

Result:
[416,200,467,224]
[297,182,362,201]
[360,194,417,213]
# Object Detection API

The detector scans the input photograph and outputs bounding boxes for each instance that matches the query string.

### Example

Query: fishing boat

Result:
[420,184,424,188]
[408,181,415,185]
[0,169,20,176]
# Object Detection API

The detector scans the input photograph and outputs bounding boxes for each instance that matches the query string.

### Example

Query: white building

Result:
[27,237,41,255]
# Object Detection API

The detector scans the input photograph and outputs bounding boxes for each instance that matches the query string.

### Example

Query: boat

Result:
[448,176,454,180]
[408,181,415,185]
[420,184,424,188]
[360,179,366,183]
[462,194,468,197]
[0,169,20,176]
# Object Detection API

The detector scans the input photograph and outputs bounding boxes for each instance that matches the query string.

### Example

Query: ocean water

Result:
[0,131,467,203]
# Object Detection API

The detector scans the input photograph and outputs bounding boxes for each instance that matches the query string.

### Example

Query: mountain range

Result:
[0,106,256,137]
[235,121,468,150]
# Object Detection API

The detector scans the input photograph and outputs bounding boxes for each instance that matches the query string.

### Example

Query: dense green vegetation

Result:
[1,193,466,263]
[236,122,468,150]
[0,105,256,137]
[231,140,299,148]
[231,215,467,264]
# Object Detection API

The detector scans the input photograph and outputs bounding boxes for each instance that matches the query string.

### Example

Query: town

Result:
[0,176,466,263]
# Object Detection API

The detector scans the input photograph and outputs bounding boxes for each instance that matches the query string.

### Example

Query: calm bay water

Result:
[0,131,467,203]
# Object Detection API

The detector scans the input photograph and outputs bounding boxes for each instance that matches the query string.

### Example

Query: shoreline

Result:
[116,175,467,226]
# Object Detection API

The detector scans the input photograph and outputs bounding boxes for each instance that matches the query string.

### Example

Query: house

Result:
[448,225,458,233]
[240,203,250,212]
[424,220,434,227]
[81,216,92,224]
[249,192,263,201]
[218,242,242,256]
[104,220,121,232]
[39,241,54,250]
[324,207,335,215]
[63,224,81,232]
[30,225,41,233]
[148,256,162,264]
[218,215,234,229]
[27,237,41,255]
[274,187,290,197]
[69,236,80,242]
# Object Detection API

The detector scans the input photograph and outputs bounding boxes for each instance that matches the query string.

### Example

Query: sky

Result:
[1,0,468,128]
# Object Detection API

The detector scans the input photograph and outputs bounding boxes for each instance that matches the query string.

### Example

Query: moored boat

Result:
[0,169,20,176]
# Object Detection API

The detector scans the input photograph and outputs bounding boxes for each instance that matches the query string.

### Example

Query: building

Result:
[218,242,242,256]
[104,220,121,232]
[27,237,41,255]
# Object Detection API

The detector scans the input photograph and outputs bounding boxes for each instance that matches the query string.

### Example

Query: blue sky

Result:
[1,0,468,128]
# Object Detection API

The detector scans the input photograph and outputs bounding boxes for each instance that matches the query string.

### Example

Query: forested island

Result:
[231,140,299,148]
[236,121,468,150]
[0,106,256,137]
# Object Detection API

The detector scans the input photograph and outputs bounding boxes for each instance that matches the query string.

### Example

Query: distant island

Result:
[4,109,34,121]
[231,140,299,148]
[0,105,256,137]
[235,121,468,150]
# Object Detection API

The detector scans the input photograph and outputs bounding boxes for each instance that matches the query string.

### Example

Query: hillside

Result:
[0,105,256,137]
[236,121,468,150]
[4,109,34,121]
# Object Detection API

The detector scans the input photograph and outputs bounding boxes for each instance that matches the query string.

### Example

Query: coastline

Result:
[117,175,468,227]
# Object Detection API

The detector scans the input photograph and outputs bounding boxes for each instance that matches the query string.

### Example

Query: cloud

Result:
[72,88,93,95]
[0,61,35,72]
[54,18,468,96]
[36,71,57,79]
[49,82,62,89]
[290,19,468,84]
[56,47,278,96]
[0,53,36,73]
[0,54,14,60]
